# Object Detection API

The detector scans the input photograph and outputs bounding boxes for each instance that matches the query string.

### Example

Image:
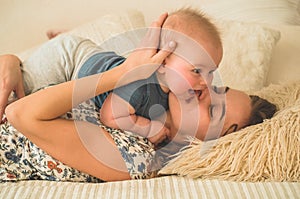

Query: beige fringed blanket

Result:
[159,81,300,182]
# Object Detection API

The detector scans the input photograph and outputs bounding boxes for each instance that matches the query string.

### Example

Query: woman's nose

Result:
[204,72,214,85]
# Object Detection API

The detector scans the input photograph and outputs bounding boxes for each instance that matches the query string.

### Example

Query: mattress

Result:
[1,176,299,199]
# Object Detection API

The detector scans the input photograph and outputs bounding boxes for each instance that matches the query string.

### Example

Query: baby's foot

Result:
[46,29,67,39]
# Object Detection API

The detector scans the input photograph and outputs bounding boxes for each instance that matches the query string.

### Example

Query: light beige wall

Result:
[0,0,203,54]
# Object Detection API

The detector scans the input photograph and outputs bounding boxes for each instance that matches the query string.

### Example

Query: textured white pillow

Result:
[66,10,145,47]
[213,20,281,91]
[267,25,300,85]
[196,0,300,25]
[16,10,146,61]
[67,12,281,92]
[17,10,281,92]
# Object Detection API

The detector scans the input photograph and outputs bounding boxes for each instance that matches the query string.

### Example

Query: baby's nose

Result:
[194,83,207,91]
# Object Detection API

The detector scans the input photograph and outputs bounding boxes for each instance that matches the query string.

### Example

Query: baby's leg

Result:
[21,34,105,95]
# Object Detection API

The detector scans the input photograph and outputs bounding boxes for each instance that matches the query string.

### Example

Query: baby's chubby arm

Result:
[100,92,170,145]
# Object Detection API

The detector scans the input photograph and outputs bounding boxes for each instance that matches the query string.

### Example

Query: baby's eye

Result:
[192,68,202,74]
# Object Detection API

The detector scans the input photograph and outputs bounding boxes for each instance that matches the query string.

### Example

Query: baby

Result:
[77,8,223,144]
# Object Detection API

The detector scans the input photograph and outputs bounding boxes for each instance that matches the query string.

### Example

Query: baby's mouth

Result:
[185,89,203,103]
[194,90,203,97]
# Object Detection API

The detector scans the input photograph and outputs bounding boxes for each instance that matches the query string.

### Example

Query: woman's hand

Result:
[118,13,176,84]
[0,54,25,121]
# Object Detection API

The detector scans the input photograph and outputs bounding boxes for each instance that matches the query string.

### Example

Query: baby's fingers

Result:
[149,128,170,146]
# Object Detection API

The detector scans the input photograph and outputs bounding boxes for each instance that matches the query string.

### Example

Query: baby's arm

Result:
[100,92,169,145]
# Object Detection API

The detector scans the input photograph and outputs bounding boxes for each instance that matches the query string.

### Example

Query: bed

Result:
[1,1,300,198]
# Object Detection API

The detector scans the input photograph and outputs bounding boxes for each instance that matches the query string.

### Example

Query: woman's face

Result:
[168,87,252,143]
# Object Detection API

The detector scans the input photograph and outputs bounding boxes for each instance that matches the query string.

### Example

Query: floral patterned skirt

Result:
[0,101,156,182]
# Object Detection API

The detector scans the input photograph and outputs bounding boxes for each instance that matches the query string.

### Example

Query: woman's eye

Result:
[208,70,215,75]
[209,105,215,118]
[212,86,229,94]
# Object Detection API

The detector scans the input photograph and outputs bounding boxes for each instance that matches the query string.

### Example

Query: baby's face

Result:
[163,53,215,98]
[159,28,222,100]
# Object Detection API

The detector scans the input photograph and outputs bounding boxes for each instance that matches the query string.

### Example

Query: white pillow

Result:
[213,20,281,91]
[16,10,146,61]
[195,0,300,25]
[68,12,281,92]
[66,9,146,46]
[17,10,281,92]
[267,24,300,85]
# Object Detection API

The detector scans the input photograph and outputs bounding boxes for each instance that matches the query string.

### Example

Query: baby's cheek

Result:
[166,72,192,95]
[167,82,189,100]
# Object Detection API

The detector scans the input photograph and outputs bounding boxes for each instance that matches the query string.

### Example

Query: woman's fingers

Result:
[0,90,10,121]
[150,12,168,28]
[15,79,25,99]
[138,27,160,50]
[139,12,168,50]
[153,40,177,63]
[0,81,25,122]
[117,12,176,82]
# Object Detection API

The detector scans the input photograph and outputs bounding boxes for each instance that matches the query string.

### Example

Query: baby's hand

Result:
[147,120,170,146]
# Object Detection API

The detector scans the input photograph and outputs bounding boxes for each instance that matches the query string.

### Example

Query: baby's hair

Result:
[248,95,277,126]
[167,7,222,51]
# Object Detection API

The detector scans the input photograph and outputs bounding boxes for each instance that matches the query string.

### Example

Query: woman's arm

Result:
[5,13,176,181]
[0,54,25,121]
[5,60,134,181]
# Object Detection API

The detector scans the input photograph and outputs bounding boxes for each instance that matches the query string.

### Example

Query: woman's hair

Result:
[247,95,277,126]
